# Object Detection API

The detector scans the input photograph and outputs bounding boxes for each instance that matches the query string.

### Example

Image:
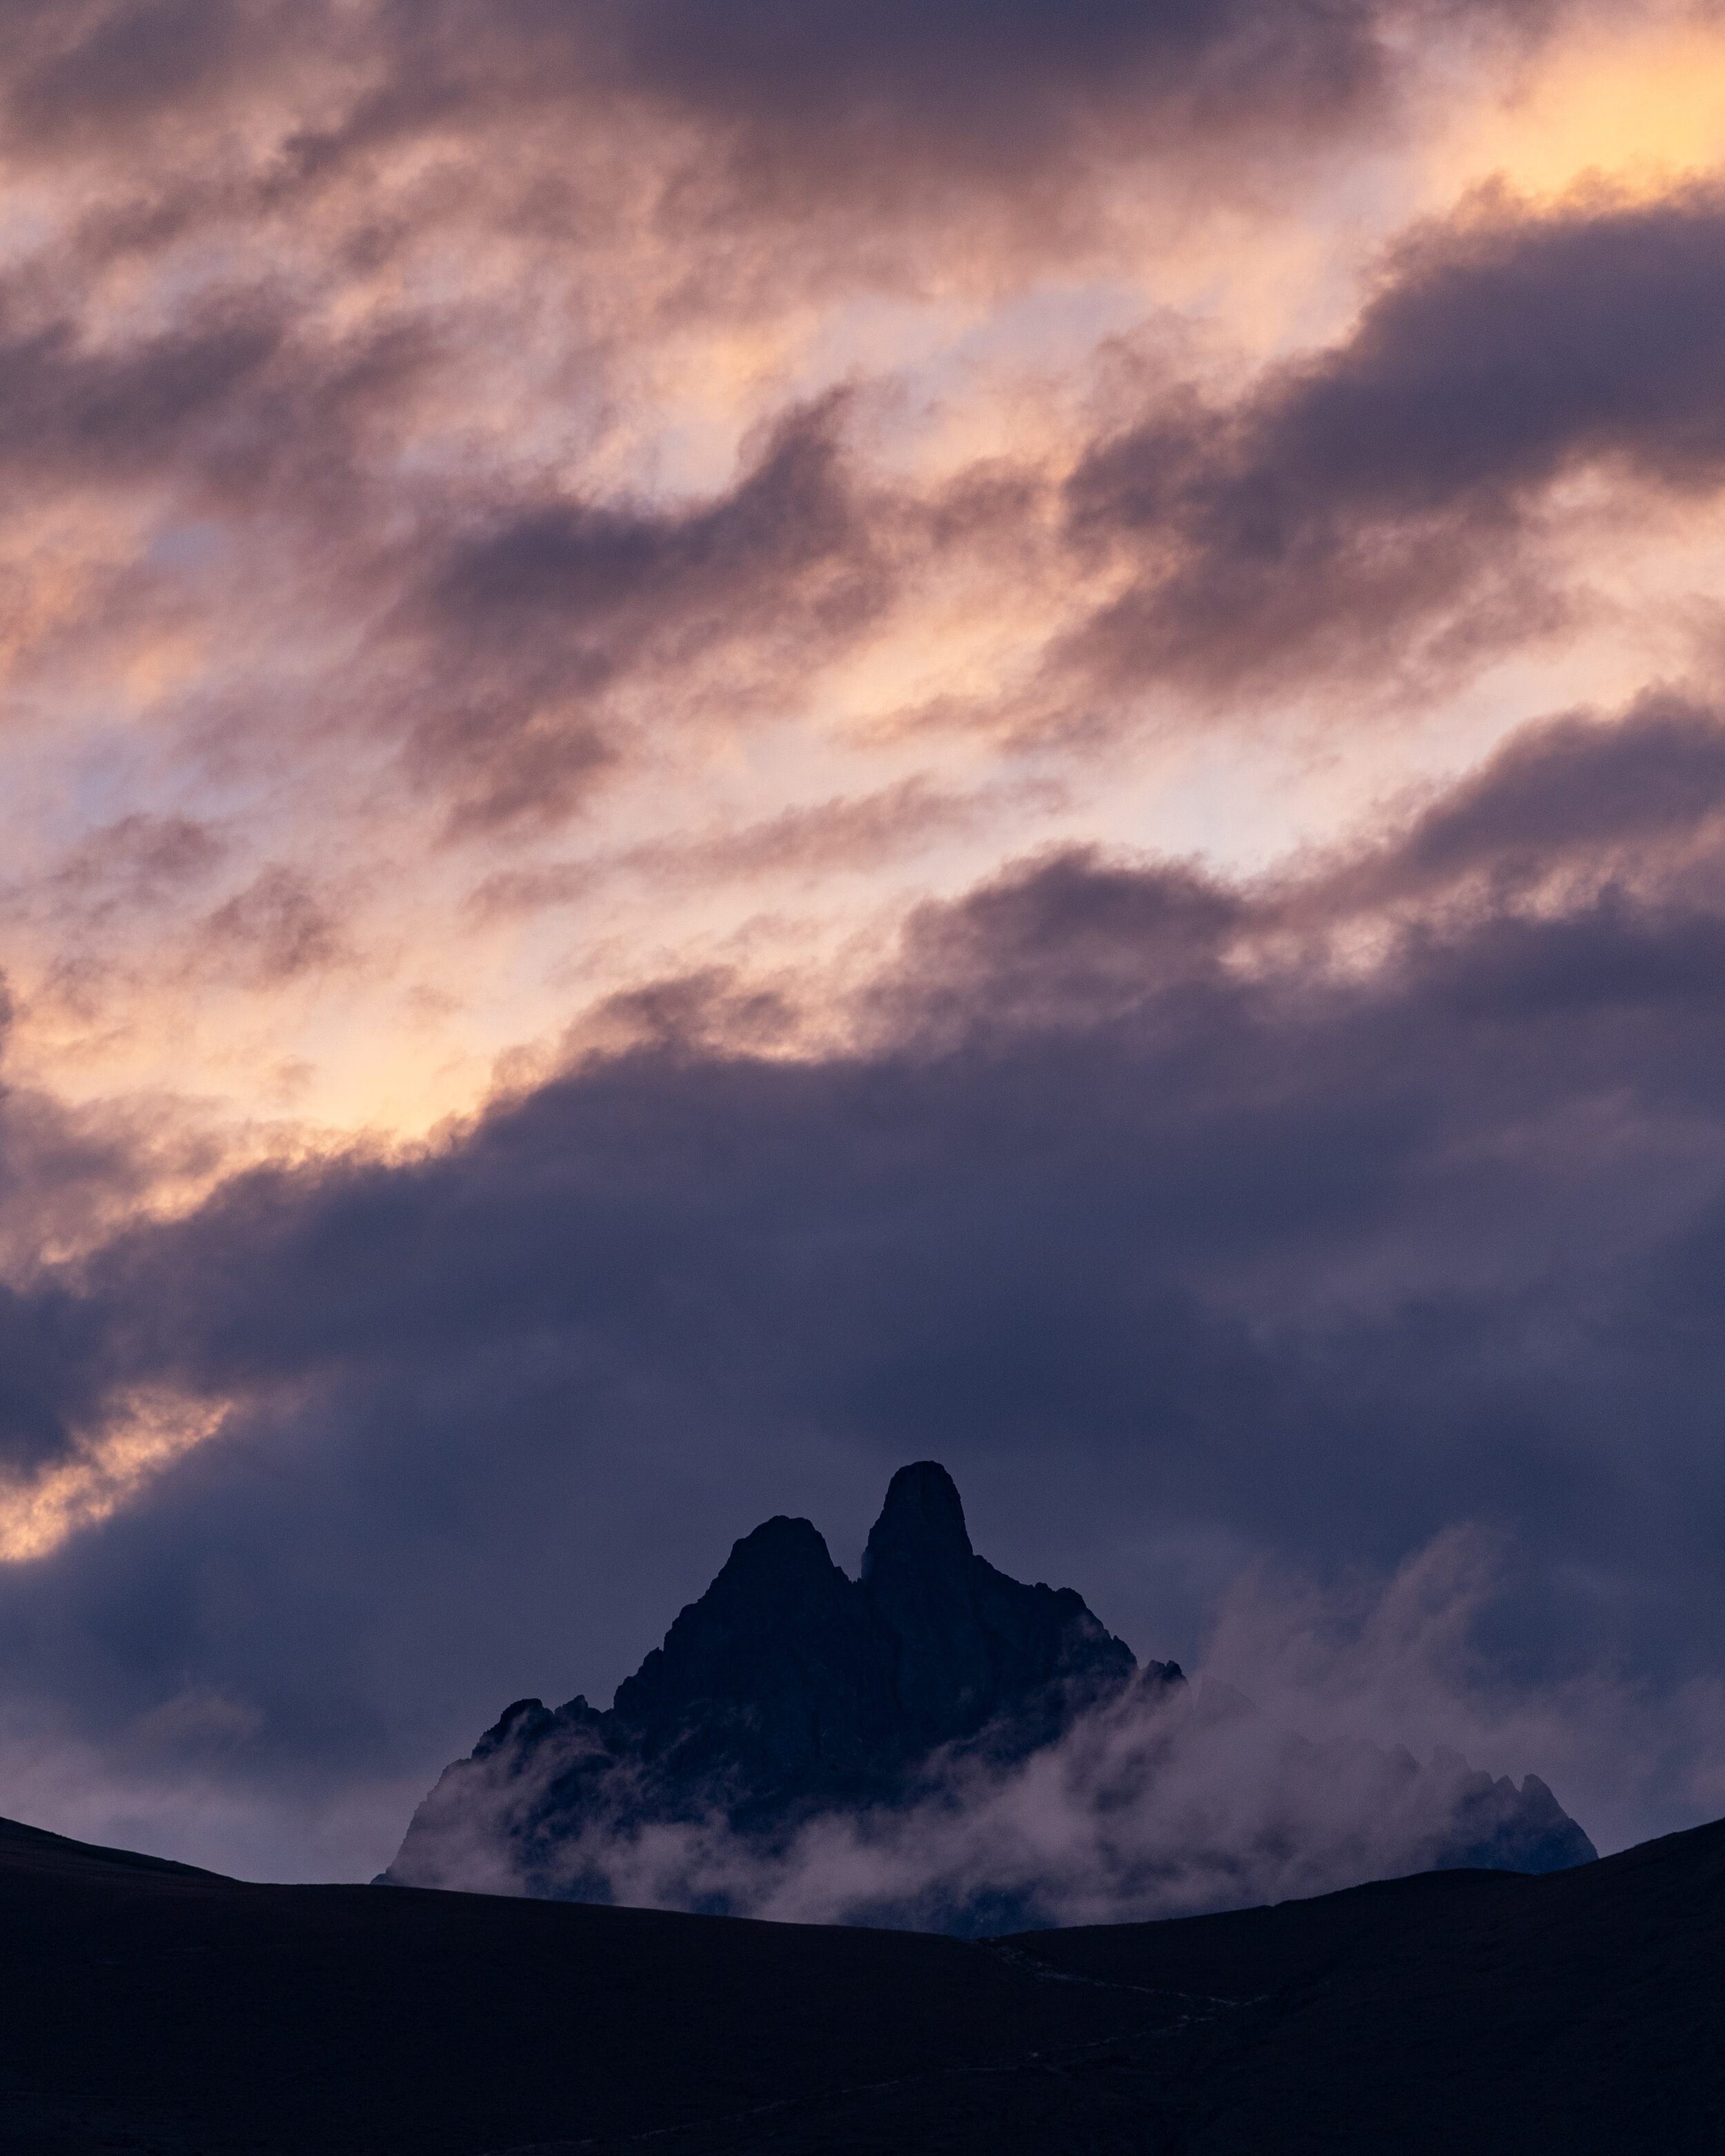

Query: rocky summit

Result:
[382,1463,1595,1921]
[386,1463,1159,1897]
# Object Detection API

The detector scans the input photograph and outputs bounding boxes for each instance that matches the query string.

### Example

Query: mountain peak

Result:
[382,1465,1594,1926]
[717,1512,837,1587]
[861,1461,972,1581]
[388,1463,1143,1901]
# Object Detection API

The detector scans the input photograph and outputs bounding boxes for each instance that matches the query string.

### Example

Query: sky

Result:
[3,0,1725,1883]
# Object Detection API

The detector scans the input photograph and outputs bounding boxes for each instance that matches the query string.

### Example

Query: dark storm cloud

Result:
[1310,693,1725,913]
[593,0,1399,188]
[0,0,266,146]
[0,306,280,482]
[431,404,862,630]
[454,0,1576,216]
[0,278,427,557]
[1067,185,1725,698]
[0,0,1566,221]
[5,693,1725,1826]
[0,1009,148,1472]
[406,398,889,831]
[0,1293,92,1476]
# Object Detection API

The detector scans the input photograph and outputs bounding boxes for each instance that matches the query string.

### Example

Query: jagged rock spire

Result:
[386,1462,1147,1891]
[862,1461,974,1579]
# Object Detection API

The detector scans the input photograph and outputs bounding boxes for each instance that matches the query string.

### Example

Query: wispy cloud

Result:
[0,1388,227,1563]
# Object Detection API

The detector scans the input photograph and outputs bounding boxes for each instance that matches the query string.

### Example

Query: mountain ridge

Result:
[383,1463,1595,1920]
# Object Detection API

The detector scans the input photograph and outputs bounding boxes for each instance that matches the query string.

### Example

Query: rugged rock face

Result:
[388,1463,1154,1895]
[1432,1759,1597,1873]
[600,1463,1146,1819]
[382,1463,1595,1921]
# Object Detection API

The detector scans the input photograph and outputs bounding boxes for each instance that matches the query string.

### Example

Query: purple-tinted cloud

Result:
[0,0,1722,1893]
[1,693,1724,1869]
[1067,186,1725,698]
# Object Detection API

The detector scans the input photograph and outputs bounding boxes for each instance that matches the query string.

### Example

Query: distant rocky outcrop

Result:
[382,1463,1595,1922]
[387,1463,1159,1897]
[1424,1751,1596,1873]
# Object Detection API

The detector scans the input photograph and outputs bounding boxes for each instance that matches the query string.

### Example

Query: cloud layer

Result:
[393,1661,1595,1930]
[1,693,1725,1871]
[0,0,1722,1884]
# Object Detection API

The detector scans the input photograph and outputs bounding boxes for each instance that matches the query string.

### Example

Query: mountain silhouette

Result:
[383,1463,1593,1918]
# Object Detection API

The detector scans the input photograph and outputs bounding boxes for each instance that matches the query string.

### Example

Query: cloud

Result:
[0,0,1719,1895]
[588,0,1407,205]
[33,816,228,921]
[365,174,1725,807]
[200,867,346,986]
[1302,691,1725,918]
[0,693,1722,1875]
[10,0,1539,214]
[0,1388,228,1563]
[467,776,1056,918]
[1,1,302,150]
[0,1,1698,992]
[397,395,894,831]
[1057,182,1725,701]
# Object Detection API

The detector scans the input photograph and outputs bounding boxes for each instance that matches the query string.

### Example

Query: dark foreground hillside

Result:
[0,1808,1719,2156]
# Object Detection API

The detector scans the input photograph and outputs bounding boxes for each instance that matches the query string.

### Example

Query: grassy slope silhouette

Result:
[0,1808,1718,2153]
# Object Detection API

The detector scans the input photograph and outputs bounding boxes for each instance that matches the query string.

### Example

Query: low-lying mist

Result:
[392,1527,1724,1929]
